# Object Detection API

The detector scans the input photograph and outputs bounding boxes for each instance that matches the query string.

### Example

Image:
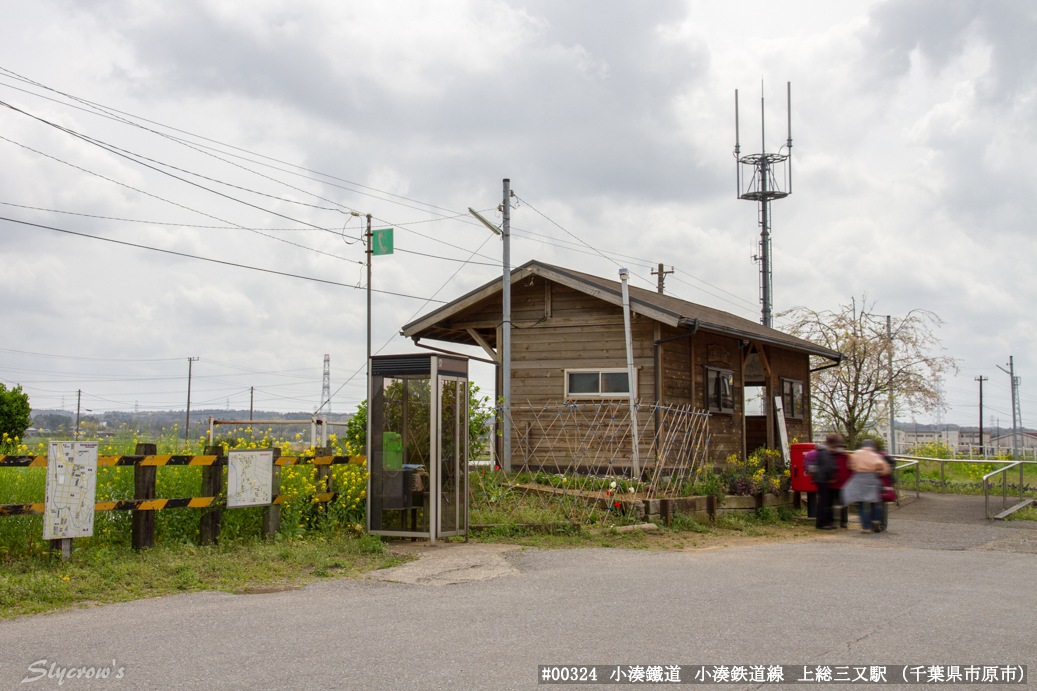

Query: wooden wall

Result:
[690,330,744,467]
[447,275,814,470]
[506,278,655,471]
[763,345,812,446]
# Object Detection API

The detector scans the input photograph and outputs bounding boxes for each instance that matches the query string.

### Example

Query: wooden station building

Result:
[401,260,841,467]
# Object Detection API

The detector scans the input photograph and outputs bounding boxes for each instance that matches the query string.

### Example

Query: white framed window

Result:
[564,368,637,399]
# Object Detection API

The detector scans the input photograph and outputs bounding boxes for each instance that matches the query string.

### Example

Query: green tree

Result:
[345,383,491,457]
[780,296,958,450]
[343,400,367,455]
[0,383,32,442]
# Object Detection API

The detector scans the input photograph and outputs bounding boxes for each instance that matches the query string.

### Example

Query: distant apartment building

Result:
[990,431,1037,450]
[878,426,958,454]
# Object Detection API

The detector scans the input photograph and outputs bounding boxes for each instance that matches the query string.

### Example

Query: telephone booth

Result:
[366,353,469,544]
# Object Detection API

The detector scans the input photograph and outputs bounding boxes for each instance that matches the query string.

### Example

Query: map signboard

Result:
[227,449,274,508]
[43,441,98,539]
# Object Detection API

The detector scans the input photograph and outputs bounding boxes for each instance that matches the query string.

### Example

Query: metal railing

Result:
[890,455,1036,519]
[891,459,919,505]
[982,461,1031,520]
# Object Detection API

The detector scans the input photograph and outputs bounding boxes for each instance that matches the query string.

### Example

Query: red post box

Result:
[790,442,818,492]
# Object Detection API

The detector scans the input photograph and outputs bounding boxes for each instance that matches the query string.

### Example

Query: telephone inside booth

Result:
[366,353,469,544]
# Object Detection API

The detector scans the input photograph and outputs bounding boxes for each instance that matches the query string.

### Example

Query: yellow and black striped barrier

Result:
[0,452,365,550]
[0,492,344,517]
[0,454,365,468]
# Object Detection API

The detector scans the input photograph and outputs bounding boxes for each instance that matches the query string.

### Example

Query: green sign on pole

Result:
[372,228,393,255]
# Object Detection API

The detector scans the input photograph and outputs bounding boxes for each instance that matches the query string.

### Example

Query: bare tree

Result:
[779,296,958,450]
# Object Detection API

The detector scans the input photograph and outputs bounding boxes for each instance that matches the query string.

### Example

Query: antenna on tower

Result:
[319,354,331,415]
[735,81,793,328]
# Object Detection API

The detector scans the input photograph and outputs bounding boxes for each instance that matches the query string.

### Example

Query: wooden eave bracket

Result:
[465,328,499,363]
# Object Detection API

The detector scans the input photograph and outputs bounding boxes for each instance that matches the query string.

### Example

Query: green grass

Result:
[469,505,809,549]
[1006,506,1037,522]
[0,533,406,620]
[893,460,1037,498]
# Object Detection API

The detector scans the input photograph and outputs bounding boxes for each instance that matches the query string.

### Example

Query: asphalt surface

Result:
[1,493,1034,690]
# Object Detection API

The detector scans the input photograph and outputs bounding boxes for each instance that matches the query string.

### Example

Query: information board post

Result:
[44,441,99,561]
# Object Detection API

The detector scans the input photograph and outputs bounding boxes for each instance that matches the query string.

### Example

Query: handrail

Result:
[889,455,1035,497]
[982,461,1025,520]
[892,460,919,505]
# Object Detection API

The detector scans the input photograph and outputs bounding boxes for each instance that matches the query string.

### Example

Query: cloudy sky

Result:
[0,0,1034,432]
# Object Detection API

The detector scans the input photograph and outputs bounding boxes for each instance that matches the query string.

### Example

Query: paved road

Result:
[1,493,1034,690]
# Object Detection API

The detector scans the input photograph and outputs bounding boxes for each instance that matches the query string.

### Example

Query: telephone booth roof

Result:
[370,353,469,378]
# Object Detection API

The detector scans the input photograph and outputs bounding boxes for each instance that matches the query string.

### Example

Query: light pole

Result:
[996,356,1020,461]
[185,357,199,442]
[619,269,640,477]
[469,181,512,472]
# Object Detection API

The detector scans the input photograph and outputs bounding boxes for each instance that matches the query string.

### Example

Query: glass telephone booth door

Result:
[367,353,469,544]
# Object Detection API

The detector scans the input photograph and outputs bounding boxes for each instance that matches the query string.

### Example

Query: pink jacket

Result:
[850,448,890,475]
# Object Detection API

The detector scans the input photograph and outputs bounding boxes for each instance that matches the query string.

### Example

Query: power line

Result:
[0,134,361,265]
[0,67,767,314]
[0,102,368,266]
[323,231,497,408]
[0,200,500,267]
[0,215,445,302]
[0,347,182,363]
[513,194,661,293]
[0,69,473,220]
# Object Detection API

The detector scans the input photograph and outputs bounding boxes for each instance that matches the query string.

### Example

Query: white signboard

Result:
[774,396,791,467]
[43,441,98,539]
[227,449,274,508]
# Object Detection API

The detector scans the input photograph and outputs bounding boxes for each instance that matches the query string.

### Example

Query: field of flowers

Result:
[0,424,368,559]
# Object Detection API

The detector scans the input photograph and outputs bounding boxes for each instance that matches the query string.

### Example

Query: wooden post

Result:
[50,538,72,561]
[263,448,281,539]
[315,445,333,519]
[706,494,716,522]
[132,442,158,551]
[200,444,224,545]
[794,490,802,510]
[661,498,672,528]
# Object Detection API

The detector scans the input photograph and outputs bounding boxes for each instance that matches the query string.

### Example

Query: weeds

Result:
[0,533,400,619]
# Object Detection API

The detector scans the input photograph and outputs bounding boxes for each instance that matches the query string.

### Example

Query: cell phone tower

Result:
[319,353,331,415]
[735,81,792,328]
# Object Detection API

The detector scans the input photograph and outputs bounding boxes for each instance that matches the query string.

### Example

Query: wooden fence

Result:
[0,443,365,558]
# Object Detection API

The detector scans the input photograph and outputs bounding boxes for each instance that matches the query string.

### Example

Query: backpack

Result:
[807,447,834,485]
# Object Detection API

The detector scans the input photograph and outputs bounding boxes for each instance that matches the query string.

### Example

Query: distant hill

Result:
[30,408,353,438]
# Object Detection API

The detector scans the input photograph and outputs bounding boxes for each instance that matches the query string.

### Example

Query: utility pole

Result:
[651,264,673,295]
[249,386,254,442]
[887,316,895,455]
[501,178,512,472]
[75,389,81,440]
[366,214,372,385]
[468,192,512,472]
[975,376,988,456]
[996,356,1020,460]
[365,212,373,474]
[185,357,199,442]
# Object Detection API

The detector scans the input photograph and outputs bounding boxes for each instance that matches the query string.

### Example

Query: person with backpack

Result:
[807,433,843,530]
[828,442,852,529]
